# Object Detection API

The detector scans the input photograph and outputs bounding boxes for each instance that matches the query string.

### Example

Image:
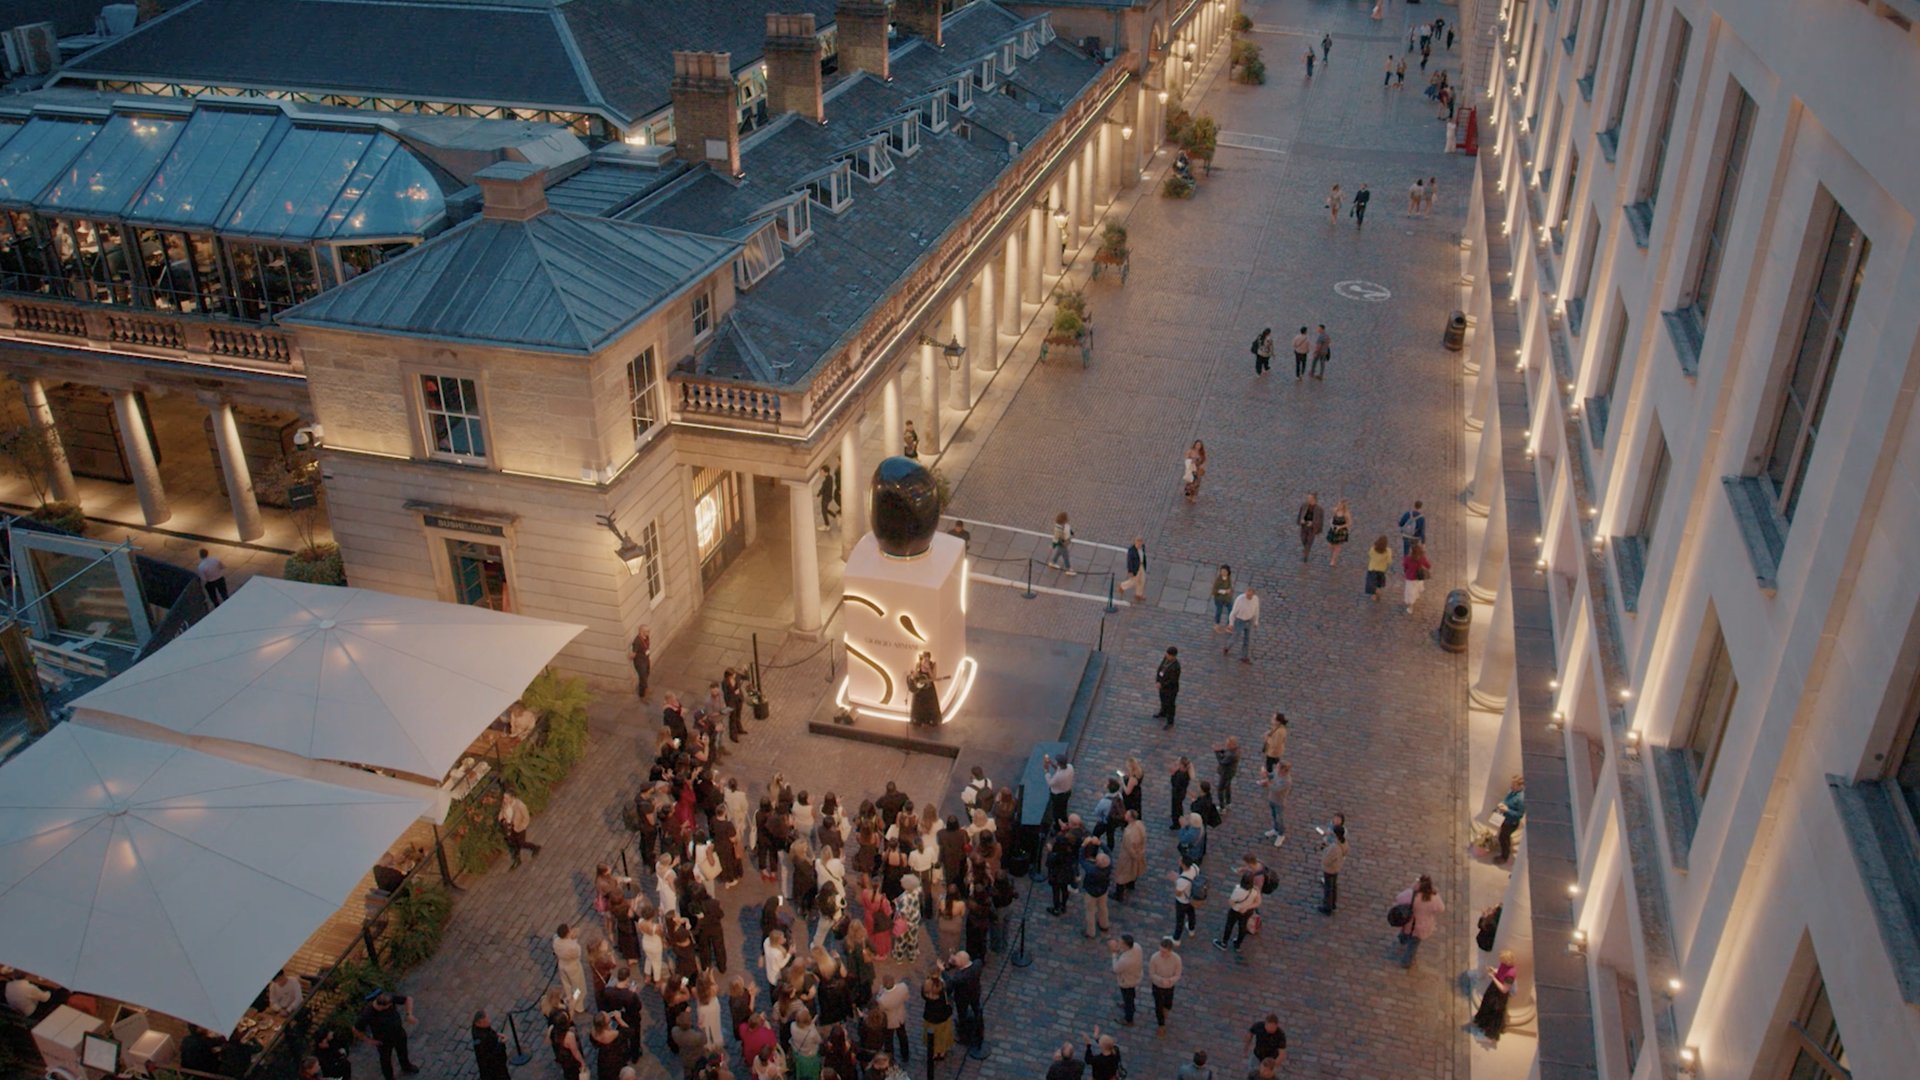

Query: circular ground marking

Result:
[1334,279,1393,302]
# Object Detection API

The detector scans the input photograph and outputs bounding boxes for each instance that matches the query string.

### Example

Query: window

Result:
[1556,148,1581,240]
[1893,703,1920,825]
[1590,295,1630,434]
[798,162,854,213]
[946,75,973,112]
[1638,432,1672,550]
[1681,88,1757,333]
[1566,210,1600,335]
[1680,616,1737,797]
[1580,0,1612,90]
[691,290,713,339]
[1764,201,1869,522]
[1635,17,1692,210]
[780,198,812,247]
[840,137,895,183]
[915,93,948,132]
[734,223,783,290]
[1784,971,1848,1079]
[420,373,488,462]
[626,347,658,441]
[975,55,997,90]
[638,520,664,602]
[876,114,920,157]
[1602,0,1647,142]
[1562,0,1585,51]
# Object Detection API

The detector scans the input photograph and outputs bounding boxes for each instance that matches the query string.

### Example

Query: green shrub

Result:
[1051,307,1086,340]
[1238,58,1266,85]
[284,542,346,585]
[1162,175,1196,199]
[383,881,453,970]
[1164,106,1191,144]
[457,816,507,873]
[29,500,87,535]
[1232,13,1252,32]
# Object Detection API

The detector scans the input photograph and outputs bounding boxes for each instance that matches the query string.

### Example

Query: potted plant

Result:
[1162,174,1196,199]
[1164,103,1191,146]
[1233,12,1253,33]
[1043,289,1093,366]
[1231,40,1266,84]
[1181,114,1219,175]
[257,457,347,585]
[0,424,85,534]
[1092,223,1130,281]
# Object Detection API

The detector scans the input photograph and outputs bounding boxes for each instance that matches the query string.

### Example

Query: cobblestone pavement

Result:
[376,1,1477,1077]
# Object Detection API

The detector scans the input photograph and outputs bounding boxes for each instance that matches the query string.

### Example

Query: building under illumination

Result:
[1460,0,1920,1077]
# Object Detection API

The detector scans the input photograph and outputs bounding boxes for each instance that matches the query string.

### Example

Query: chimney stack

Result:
[835,1,892,79]
[671,51,742,176]
[474,161,548,221]
[893,0,941,47]
[764,13,825,123]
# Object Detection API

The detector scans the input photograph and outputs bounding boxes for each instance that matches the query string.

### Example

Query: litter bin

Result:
[1444,311,1468,352]
[1438,589,1472,653]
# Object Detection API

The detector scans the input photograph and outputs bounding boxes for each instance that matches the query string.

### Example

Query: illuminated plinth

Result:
[838,530,975,723]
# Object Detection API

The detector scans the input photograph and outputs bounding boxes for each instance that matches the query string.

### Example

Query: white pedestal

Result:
[839,532,973,721]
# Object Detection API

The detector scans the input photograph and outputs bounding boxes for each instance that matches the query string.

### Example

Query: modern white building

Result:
[1459,0,1920,1077]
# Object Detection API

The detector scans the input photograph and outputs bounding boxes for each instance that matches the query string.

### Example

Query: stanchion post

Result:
[1011,916,1032,968]
[619,848,630,879]
[506,1011,531,1066]
[1022,558,1036,599]
[1105,575,1117,613]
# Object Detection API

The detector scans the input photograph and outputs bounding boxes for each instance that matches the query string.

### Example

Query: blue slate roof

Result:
[282,207,739,352]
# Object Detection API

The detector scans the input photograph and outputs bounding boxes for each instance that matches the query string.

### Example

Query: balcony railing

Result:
[0,296,303,374]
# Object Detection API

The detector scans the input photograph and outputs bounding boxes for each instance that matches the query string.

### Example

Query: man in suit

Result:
[1121,537,1149,602]
[1154,648,1182,728]
[471,1010,511,1080]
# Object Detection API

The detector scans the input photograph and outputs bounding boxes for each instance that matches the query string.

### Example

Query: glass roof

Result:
[219,125,444,241]
[39,111,186,218]
[127,107,292,230]
[0,117,105,208]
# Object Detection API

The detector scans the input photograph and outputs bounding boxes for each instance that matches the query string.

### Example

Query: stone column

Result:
[1481,692,1525,818]
[1127,89,1146,184]
[1044,183,1065,275]
[1064,158,1081,250]
[840,424,864,552]
[976,262,998,370]
[882,373,902,459]
[1026,205,1046,302]
[1469,568,1516,710]
[1471,489,1508,600]
[919,340,943,453]
[1080,141,1097,232]
[1001,233,1022,335]
[741,472,758,546]
[1097,122,1115,205]
[208,400,264,541]
[1490,843,1538,1025]
[786,479,823,634]
[1465,406,1502,515]
[947,297,971,410]
[111,389,171,527]
[17,377,78,505]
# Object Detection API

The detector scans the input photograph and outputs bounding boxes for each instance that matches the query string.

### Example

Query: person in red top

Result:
[1401,542,1431,614]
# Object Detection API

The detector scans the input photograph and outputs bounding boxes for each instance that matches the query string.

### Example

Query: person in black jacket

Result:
[470,1011,511,1080]
[942,951,984,1050]
[1153,648,1181,728]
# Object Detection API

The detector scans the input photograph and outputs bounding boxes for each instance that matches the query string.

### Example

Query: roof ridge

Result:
[518,214,604,350]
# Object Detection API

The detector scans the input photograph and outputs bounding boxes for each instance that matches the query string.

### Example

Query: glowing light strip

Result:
[834,655,979,724]
[843,642,895,706]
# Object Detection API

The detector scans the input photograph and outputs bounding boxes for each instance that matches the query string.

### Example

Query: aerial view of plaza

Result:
[0,2,1910,1079]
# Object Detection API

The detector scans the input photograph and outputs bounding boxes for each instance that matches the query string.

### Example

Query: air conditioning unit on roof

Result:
[3,22,57,77]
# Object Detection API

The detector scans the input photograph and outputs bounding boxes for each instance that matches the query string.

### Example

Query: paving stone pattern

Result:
[377,2,1478,1077]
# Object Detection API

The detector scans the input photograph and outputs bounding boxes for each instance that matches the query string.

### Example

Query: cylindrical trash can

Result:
[1438,589,1472,653]
[1444,311,1467,351]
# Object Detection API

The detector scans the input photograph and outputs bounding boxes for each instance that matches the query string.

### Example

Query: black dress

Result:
[908,672,940,727]
[1472,968,1514,1041]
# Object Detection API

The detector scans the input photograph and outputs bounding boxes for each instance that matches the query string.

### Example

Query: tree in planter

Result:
[1164,103,1191,146]
[1181,115,1219,175]
[256,457,345,585]
[1092,223,1130,280]
[1233,12,1253,33]
[0,423,85,534]
[1231,40,1266,84]
[1161,174,1196,199]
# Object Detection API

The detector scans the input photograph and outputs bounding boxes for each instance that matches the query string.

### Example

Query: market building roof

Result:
[56,0,841,128]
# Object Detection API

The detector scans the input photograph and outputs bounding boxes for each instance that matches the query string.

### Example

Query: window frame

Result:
[1603,0,1648,136]
[1761,198,1869,523]
[690,289,714,341]
[626,346,659,444]
[1782,970,1849,1079]
[1634,15,1692,210]
[1638,429,1673,549]
[638,519,665,603]
[1680,86,1758,333]
[417,371,491,465]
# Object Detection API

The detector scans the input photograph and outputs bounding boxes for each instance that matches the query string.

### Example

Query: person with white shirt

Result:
[876,974,912,1061]
[1107,933,1144,1026]
[1214,871,1263,953]
[1044,755,1075,828]
[5,974,53,1018]
[267,969,303,1014]
[1223,586,1261,664]
[552,923,589,1013]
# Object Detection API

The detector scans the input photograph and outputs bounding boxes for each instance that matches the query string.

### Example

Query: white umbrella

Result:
[0,723,431,1033]
[72,578,583,780]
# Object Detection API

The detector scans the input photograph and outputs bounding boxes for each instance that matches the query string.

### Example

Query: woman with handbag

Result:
[1391,875,1446,968]
[894,874,924,962]
[1472,950,1519,1043]
[1325,498,1352,566]
[1402,541,1432,614]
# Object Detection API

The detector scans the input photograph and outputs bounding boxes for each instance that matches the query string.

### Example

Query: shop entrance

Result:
[446,538,510,611]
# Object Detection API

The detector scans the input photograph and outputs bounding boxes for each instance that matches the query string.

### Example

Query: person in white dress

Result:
[553,923,590,1013]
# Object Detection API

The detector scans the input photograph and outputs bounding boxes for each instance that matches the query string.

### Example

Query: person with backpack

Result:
[1213,870,1262,952]
[1190,781,1222,832]
[1391,874,1446,968]
[1397,500,1427,558]
[1251,328,1274,375]
[1080,839,1113,939]
[1171,858,1204,942]
[1176,812,1208,865]
[1048,511,1076,574]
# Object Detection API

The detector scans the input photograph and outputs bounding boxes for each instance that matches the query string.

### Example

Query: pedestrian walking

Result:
[1419,43,1431,71]
[1408,178,1425,215]
[1251,327,1274,374]
[356,992,420,1080]
[1168,755,1193,830]
[1382,54,1394,87]
[1364,536,1392,601]
[1148,937,1184,1035]
[1321,33,1331,62]
[1317,814,1347,914]
[1243,1014,1289,1074]
[196,548,229,605]
[1473,950,1519,1043]
[1310,324,1331,379]
[1121,537,1148,602]
[1326,183,1342,223]
[498,785,542,867]
[818,465,838,528]
[1304,49,1314,76]
[903,420,919,459]
[1290,326,1311,380]
[1425,176,1439,214]
[1352,183,1371,227]
[1494,775,1526,864]
[1261,761,1291,847]
[1325,498,1352,565]
[1109,934,1144,1025]
[1403,539,1433,612]
[1213,737,1240,810]
[627,627,651,701]
[1447,27,1455,49]
[1261,713,1289,776]
[1395,56,1407,85]
[1297,494,1324,561]
[1177,1051,1214,1080]
[1224,585,1260,664]
[1419,22,1432,50]
[1392,874,1446,967]
[1213,871,1262,952]
[1154,647,1182,727]
[1397,500,1427,557]
[1210,565,1234,632]
[1183,440,1207,502]
[1171,860,1201,942]
[1048,511,1076,574]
